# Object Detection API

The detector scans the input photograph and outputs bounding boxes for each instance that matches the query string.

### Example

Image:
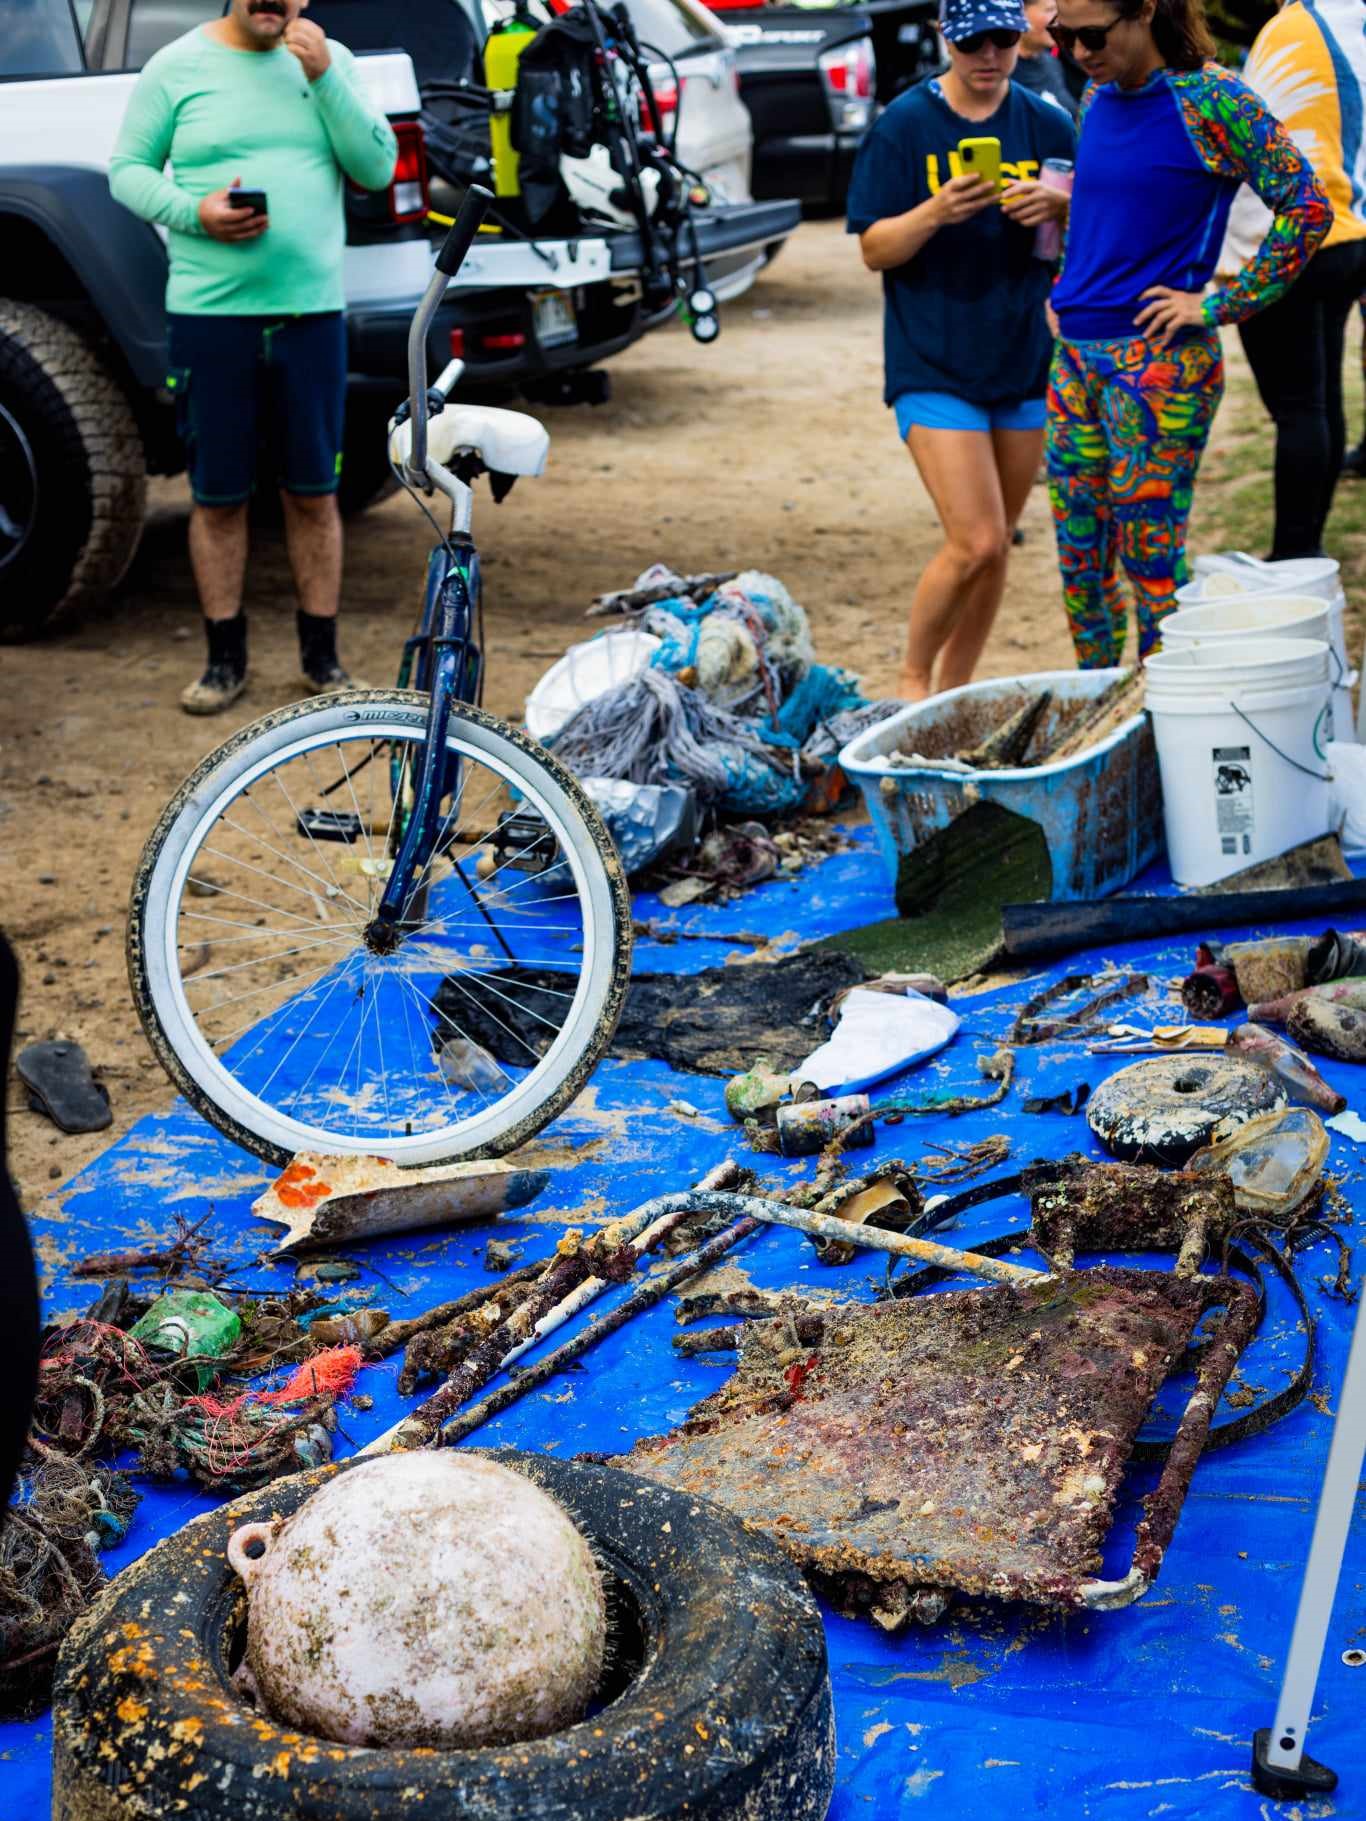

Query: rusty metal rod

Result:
[660,1189,1042,1285]
[500,1159,743,1367]
[433,1216,762,1448]
[363,1260,546,1359]
[361,1182,1041,1455]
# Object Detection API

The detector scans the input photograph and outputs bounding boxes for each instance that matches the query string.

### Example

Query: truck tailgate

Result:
[607,198,800,272]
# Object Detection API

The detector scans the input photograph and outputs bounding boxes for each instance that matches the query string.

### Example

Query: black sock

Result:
[297,610,338,675]
[205,615,247,677]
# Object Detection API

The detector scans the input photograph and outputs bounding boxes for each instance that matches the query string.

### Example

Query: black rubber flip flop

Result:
[16,1040,112,1135]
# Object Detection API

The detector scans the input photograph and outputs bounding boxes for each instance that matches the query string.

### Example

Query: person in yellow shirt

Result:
[1219,0,1366,559]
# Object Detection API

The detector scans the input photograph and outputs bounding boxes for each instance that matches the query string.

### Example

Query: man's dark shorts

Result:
[165,310,346,506]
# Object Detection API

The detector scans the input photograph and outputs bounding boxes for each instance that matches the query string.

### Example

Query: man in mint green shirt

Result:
[110,0,397,713]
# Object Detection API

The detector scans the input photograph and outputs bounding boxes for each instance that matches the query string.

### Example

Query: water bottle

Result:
[1033,157,1074,263]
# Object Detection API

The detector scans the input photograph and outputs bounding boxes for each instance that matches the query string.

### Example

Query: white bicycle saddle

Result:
[389,403,550,478]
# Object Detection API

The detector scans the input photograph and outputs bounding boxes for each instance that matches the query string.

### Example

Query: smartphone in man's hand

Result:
[228,190,268,217]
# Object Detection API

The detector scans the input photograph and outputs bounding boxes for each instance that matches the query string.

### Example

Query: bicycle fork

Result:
[365,559,476,955]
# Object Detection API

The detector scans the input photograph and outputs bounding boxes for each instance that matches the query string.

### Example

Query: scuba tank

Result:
[485,2,538,198]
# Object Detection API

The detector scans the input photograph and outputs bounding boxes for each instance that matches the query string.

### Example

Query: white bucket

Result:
[524,629,660,742]
[1179,553,1357,742]
[1189,551,1341,605]
[1145,637,1335,887]
[1159,594,1348,745]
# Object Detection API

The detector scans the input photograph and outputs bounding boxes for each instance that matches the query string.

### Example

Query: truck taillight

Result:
[818,38,874,132]
[389,120,429,224]
[639,78,679,134]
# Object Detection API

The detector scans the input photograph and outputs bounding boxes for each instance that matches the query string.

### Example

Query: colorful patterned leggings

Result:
[1046,331,1225,668]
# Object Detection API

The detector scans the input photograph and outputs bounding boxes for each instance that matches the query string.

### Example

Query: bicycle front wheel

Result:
[129,691,632,1167]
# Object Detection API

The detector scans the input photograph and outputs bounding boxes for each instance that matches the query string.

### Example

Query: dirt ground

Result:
[0,216,1312,1210]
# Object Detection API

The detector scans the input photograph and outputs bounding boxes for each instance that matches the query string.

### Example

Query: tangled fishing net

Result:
[550,566,898,815]
[0,1446,140,1713]
[0,1319,158,1714]
[642,570,814,714]
[126,1344,357,1493]
[0,1313,363,1715]
[550,666,808,815]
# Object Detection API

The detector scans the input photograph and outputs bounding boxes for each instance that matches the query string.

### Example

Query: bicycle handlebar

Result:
[405,184,494,490]
[436,183,493,276]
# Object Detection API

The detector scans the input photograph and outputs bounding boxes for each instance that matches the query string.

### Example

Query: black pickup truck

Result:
[715,0,940,211]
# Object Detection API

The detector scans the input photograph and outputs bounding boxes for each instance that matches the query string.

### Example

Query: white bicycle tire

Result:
[128,691,631,1167]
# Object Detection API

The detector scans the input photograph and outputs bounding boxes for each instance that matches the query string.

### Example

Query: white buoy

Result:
[228,1453,606,1749]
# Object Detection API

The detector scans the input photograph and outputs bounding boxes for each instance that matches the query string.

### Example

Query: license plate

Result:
[532,289,577,349]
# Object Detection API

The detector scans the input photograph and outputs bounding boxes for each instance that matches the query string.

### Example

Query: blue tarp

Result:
[5,828,1364,1816]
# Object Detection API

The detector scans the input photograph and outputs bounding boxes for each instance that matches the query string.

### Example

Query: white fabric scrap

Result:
[1327,1110,1366,1145]
[791,987,960,1096]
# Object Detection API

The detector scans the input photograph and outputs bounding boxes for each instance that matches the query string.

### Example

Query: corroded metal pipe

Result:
[364,1184,1042,1454]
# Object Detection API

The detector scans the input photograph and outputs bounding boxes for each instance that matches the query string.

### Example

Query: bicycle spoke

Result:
[200,846,344,923]
[278,966,370,1116]
[397,967,509,1111]
[186,930,355,985]
[335,747,379,916]
[237,952,360,1089]
[247,769,373,919]
[198,953,347,1025]
[179,922,358,952]
[435,965,550,1061]
[182,878,328,932]
[396,765,504,924]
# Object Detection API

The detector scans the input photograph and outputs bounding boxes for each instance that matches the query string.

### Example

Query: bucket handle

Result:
[1228,700,1334,782]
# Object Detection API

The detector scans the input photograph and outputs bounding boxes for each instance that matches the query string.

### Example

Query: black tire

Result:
[0,300,146,641]
[53,1453,836,1821]
[337,391,399,517]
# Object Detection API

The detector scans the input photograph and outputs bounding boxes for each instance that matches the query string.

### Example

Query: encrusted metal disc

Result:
[1086,1055,1287,1166]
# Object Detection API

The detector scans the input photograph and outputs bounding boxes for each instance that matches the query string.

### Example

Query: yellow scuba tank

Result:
[486,7,538,199]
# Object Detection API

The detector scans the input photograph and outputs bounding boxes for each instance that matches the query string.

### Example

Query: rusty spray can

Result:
[776,1094,874,1156]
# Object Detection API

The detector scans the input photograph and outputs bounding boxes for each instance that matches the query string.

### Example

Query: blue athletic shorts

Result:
[893,391,1048,439]
[166,311,347,506]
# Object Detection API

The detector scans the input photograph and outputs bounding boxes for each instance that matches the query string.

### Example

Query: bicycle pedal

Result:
[297,809,367,843]
[491,807,560,876]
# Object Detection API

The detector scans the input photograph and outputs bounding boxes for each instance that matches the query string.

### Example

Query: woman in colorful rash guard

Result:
[1045,0,1329,668]
[848,0,1075,701]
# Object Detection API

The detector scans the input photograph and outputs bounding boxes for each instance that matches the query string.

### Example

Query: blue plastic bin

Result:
[838,669,1163,902]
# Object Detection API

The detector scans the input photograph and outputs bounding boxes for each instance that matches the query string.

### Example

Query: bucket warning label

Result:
[1213,745,1254,856]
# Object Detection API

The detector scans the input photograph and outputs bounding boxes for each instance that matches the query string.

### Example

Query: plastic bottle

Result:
[1033,157,1073,262]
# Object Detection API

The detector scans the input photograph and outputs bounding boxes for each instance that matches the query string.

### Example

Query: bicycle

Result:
[128,187,632,1169]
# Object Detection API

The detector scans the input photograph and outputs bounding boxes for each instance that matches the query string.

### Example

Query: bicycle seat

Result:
[390,404,550,480]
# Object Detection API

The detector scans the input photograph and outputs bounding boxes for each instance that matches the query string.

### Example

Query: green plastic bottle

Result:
[130,1290,242,1388]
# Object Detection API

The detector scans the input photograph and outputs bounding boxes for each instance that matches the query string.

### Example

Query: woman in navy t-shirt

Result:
[847,0,1075,700]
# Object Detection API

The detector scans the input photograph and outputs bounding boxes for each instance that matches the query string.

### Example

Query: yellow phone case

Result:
[957,136,1003,192]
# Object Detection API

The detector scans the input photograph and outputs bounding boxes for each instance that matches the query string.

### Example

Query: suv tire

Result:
[0,300,146,641]
[337,391,398,517]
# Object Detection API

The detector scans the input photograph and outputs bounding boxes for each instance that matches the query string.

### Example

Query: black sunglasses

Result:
[1047,15,1125,50]
[950,27,1023,49]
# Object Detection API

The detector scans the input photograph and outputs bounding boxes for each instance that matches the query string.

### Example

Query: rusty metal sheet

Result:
[618,1267,1257,1623]
[1026,1160,1240,1271]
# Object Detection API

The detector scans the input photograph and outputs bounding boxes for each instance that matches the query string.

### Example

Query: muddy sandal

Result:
[16,1040,112,1134]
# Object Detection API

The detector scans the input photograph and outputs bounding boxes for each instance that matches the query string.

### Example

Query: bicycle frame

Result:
[368,190,493,943]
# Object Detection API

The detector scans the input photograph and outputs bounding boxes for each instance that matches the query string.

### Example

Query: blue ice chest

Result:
[839,669,1164,902]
